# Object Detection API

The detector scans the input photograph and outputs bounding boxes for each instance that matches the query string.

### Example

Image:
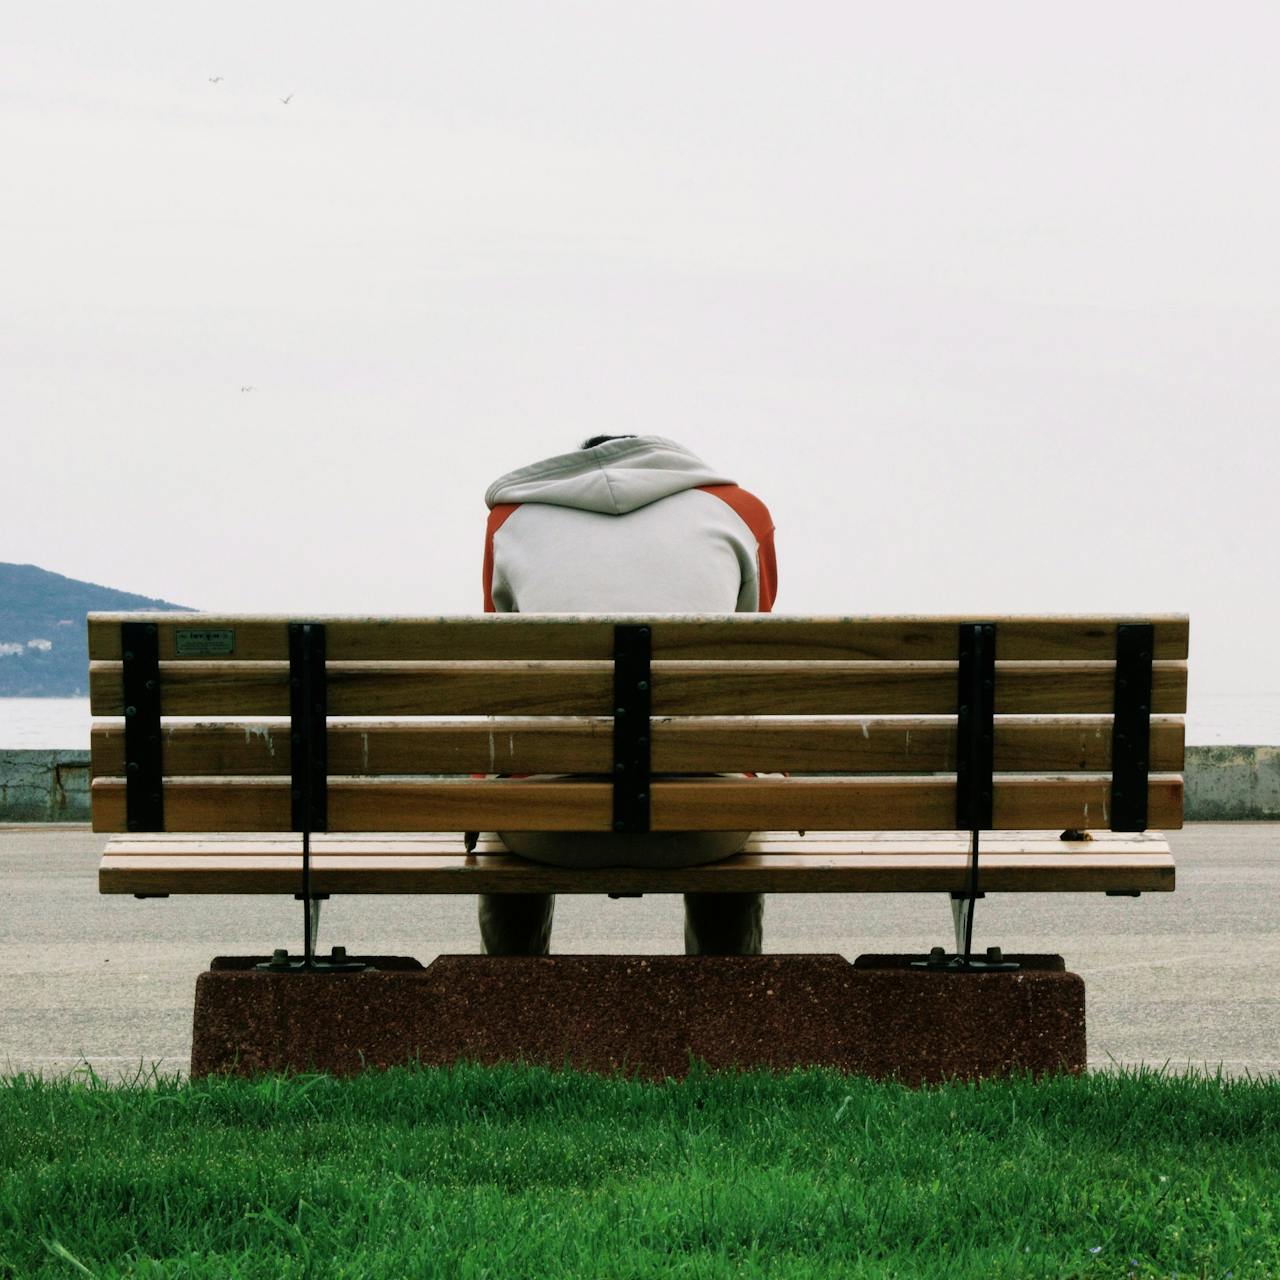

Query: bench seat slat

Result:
[88,660,1189,718]
[100,830,1172,856]
[99,847,1176,895]
[90,775,1185,833]
[89,716,1187,777]
[87,614,1191,663]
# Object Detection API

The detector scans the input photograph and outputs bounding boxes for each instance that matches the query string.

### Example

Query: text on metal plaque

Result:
[174,628,236,656]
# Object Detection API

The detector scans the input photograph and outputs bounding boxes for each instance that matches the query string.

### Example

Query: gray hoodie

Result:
[483,436,777,613]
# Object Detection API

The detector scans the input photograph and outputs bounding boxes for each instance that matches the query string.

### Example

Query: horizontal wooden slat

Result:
[90,715,1186,778]
[91,775,1184,833]
[87,613,1191,663]
[100,829,1175,854]
[99,846,1176,895]
[89,660,1189,717]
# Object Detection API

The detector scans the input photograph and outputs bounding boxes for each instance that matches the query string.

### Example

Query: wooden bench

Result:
[89,613,1185,971]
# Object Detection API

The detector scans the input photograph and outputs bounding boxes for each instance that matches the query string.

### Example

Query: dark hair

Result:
[580,434,637,450]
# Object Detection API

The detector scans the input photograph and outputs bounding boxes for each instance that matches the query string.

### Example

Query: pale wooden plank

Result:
[100,831,1173,859]
[89,715,1186,778]
[98,850,1176,895]
[88,613,1191,662]
[88,659,1189,718]
[91,775,1185,834]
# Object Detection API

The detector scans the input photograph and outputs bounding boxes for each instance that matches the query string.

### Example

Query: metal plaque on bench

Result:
[175,628,236,656]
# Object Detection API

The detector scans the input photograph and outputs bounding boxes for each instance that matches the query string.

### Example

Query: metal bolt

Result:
[986,946,1004,963]
[145,679,158,692]
[331,946,347,960]
[637,735,648,747]
[636,791,647,803]
[639,627,650,638]
[146,625,156,636]
[615,762,625,773]
[615,707,626,717]
[930,946,946,960]
[125,705,137,717]
[614,819,626,831]
[637,680,648,692]
[127,761,138,773]
[123,650,134,662]
[272,948,288,963]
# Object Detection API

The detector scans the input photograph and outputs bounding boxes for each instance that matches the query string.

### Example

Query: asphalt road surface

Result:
[1,824,1276,1079]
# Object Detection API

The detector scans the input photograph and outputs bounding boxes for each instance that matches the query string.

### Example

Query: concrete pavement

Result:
[1,823,1276,1079]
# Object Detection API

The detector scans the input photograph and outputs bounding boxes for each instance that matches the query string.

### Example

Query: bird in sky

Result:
[279,93,294,104]
[208,76,223,83]
[240,386,256,392]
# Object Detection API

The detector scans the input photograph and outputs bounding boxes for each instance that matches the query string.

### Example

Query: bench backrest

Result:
[87,613,1187,836]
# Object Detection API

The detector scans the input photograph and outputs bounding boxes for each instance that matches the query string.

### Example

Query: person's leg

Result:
[478,893,555,955]
[683,893,764,955]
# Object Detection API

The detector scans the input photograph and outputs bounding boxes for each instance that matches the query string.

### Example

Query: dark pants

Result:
[477,891,764,955]
[478,829,763,955]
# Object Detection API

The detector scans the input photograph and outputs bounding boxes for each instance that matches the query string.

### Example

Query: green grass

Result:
[1,1065,1277,1279]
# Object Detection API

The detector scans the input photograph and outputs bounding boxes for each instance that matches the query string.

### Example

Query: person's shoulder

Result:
[695,484,775,536]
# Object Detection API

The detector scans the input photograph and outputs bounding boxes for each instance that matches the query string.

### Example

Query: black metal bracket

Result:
[258,947,368,972]
[290,622,328,835]
[955,622,996,831]
[914,946,1020,973]
[1111,623,1154,832]
[122,621,163,832]
[612,624,652,834]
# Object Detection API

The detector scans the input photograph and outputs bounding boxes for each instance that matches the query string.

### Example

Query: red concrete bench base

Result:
[189,954,1084,1084]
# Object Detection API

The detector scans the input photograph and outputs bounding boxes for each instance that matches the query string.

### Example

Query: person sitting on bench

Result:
[479,433,779,956]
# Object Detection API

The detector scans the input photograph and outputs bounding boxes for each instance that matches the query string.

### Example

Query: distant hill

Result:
[0,563,192,696]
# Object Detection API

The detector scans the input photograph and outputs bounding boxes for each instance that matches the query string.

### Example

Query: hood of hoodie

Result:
[485,436,734,516]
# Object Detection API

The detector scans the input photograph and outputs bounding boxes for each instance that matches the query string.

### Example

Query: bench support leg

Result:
[256,893,367,973]
[911,831,1019,972]
[253,621,369,975]
[307,895,322,955]
[951,894,972,957]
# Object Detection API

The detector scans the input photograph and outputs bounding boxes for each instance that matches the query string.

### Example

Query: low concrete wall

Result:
[0,750,91,822]
[1184,746,1280,821]
[2,747,1278,823]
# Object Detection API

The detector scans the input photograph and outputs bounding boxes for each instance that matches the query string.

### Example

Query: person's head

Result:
[580,434,637,450]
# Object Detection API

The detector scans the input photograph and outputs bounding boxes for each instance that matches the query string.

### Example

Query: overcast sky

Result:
[4,2,1277,707]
